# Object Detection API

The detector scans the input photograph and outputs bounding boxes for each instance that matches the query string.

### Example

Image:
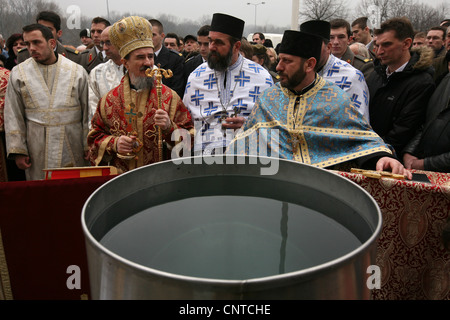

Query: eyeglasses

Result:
[100,40,112,47]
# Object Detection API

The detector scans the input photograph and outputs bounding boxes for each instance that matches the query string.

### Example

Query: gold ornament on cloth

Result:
[110,16,154,59]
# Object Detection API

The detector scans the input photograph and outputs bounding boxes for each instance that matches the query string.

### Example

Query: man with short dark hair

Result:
[164,33,182,52]
[17,11,81,64]
[228,29,410,178]
[4,24,89,180]
[183,25,211,87]
[149,19,185,98]
[367,17,435,158]
[252,32,265,45]
[330,18,374,80]
[183,13,273,155]
[426,26,447,58]
[351,17,376,59]
[80,17,111,73]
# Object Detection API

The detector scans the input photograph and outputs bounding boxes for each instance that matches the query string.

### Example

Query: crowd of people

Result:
[0,9,449,182]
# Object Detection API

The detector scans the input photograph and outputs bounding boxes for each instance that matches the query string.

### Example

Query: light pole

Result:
[106,0,111,21]
[247,2,265,32]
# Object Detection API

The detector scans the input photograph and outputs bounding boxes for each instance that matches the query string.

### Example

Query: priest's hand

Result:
[117,135,137,154]
[376,157,412,180]
[15,155,31,170]
[222,116,245,130]
[154,109,172,131]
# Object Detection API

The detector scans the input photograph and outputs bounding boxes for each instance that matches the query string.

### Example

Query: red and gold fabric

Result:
[88,74,194,172]
[0,68,10,182]
[337,169,450,300]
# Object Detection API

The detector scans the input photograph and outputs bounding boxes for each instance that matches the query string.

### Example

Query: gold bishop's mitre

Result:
[110,16,154,59]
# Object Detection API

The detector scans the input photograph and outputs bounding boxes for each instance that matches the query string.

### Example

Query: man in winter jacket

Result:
[402,72,450,173]
[367,17,435,158]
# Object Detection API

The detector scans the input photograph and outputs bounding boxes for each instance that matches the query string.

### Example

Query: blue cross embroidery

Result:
[233,99,248,115]
[191,90,204,106]
[204,74,217,90]
[248,63,263,73]
[185,82,191,95]
[249,87,262,103]
[351,94,362,109]
[363,90,369,105]
[193,66,207,77]
[335,76,352,90]
[204,102,218,116]
[234,71,251,87]
[327,64,341,77]
[356,70,365,82]
[266,77,273,86]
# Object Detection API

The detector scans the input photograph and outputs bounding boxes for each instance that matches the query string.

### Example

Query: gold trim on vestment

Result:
[94,135,114,167]
[0,227,13,300]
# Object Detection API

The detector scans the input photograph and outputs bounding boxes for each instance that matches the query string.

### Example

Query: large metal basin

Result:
[82,156,382,299]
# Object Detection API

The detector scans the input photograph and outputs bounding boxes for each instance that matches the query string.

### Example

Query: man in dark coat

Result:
[403,72,450,173]
[149,19,185,99]
[79,17,111,73]
[367,17,435,158]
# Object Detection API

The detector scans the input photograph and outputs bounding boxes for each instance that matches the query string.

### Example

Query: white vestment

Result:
[88,59,124,125]
[4,55,90,180]
[319,54,370,121]
[183,54,273,153]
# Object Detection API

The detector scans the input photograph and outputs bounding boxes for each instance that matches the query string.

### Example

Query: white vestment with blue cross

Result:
[183,54,274,154]
[319,54,370,122]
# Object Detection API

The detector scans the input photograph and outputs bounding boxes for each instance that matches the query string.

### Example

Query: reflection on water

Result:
[100,196,361,280]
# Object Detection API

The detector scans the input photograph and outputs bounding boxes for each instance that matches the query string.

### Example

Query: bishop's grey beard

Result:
[129,69,155,90]
[208,47,233,72]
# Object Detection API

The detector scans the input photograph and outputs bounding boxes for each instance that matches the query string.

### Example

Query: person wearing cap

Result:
[87,16,194,173]
[80,28,93,47]
[300,19,371,122]
[4,24,90,181]
[227,30,411,179]
[183,13,274,156]
[182,34,199,61]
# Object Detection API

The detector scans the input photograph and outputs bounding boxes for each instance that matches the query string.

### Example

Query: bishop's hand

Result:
[154,109,172,131]
[117,135,137,154]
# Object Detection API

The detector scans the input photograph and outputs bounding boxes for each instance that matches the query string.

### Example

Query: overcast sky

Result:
[57,0,445,29]
[60,0,295,27]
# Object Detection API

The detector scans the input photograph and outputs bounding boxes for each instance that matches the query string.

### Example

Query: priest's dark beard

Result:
[208,47,233,72]
[129,71,155,91]
[278,64,307,91]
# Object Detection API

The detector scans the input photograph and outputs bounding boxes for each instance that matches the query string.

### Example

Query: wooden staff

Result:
[146,64,173,162]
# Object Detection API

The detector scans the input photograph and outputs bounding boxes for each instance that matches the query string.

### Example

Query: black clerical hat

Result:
[300,20,331,41]
[210,13,245,39]
[279,30,322,62]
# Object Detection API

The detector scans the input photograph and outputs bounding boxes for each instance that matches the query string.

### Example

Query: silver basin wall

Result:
[82,156,382,300]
